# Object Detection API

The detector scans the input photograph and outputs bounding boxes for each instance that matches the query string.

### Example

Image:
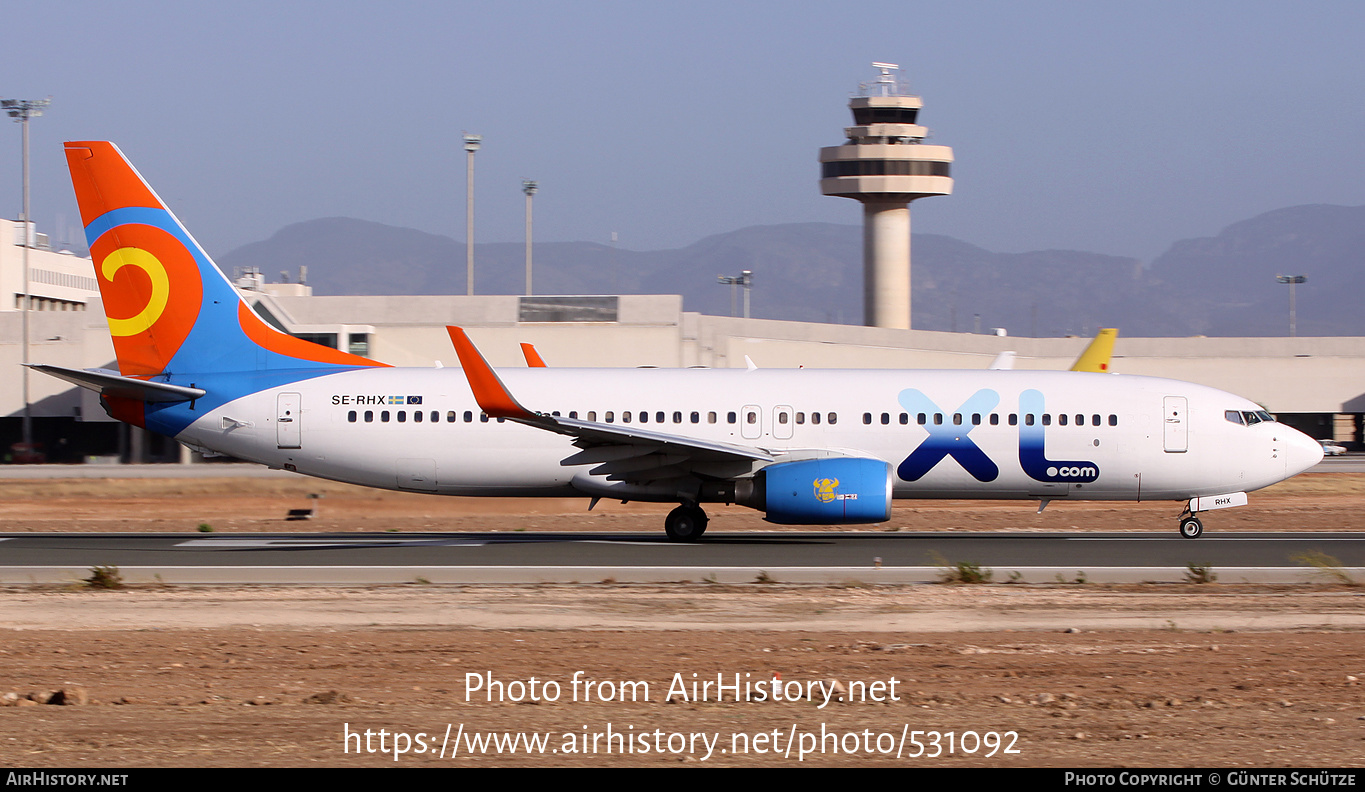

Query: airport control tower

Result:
[820,63,953,329]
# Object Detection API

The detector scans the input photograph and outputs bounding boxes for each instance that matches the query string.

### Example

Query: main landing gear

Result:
[664,504,708,542]
[1177,505,1203,539]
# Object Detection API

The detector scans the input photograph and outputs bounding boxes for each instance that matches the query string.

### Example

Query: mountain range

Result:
[217,204,1365,337]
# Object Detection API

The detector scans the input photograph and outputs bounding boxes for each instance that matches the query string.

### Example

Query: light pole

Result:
[1275,274,1306,337]
[463,133,481,295]
[717,270,753,318]
[3,97,50,455]
[522,179,537,295]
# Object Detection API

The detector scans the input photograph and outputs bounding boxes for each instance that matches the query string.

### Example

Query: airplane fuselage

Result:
[164,366,1314,505]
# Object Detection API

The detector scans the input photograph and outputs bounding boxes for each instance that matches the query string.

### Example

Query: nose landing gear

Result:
[1178,504,1204,539]
[664,504,708,542]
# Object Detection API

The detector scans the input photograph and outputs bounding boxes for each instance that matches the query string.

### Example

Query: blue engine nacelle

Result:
[753,457,893,525]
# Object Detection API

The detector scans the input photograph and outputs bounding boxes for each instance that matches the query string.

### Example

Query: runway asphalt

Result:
[2,531,1361,585]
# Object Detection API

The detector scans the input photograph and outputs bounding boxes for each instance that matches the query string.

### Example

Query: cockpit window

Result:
[1239,410,1275,426]
[1225,410,1245,425]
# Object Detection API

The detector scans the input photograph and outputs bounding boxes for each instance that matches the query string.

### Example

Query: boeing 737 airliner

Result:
[35,142,1323,541]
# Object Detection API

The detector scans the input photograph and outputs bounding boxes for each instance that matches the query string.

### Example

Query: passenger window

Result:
[1009,414,1018,426]
[398,411,407,423]
[1024,414,1034,426]
[933,413,943,425]
[828,413,837,425]
[746,411,757,424]
[990,414,999,426]
[811,412,821,425]
[952,413,962,426]
[972,414,981,426]
[658,412,667,423]
[622,412,631,423]
[708,412,717,424]
[587,411,597,421]
[727,412,737,424]
[1108,415,1118,426]
[382,411,391,422]
[446,411,456,422]
[348,410,357,423]
[364,410,374,423]
[1041,414,1050,426]
[880,413,890,425]
[1092,414,1101,426]
[690,411,699,423]
[863,413,872,425]
[463,411,473,422]
[899,413,908,425]
[917,413,927,425]
[1075,414,1084,426]
[778,412,788,424]
[1059,414,1068,426]
[673,412,682,423]
[796,412,805,425]
[637,411,645,423]
[414,410,423,423]
[569,411,578,419]
[480,412,489,423]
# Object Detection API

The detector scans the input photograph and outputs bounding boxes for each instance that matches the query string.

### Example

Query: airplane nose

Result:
[1281,427,1324,477]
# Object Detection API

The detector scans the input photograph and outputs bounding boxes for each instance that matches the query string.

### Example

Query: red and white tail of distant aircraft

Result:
[34,141,1323,541]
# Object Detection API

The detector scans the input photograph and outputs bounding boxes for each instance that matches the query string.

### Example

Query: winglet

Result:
[1070,328,1119,373]
[447,327,537,419]
[520,343,548,368]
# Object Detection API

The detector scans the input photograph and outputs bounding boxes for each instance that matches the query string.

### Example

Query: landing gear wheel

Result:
[664,505,708,542]
[1179,516,1203,539]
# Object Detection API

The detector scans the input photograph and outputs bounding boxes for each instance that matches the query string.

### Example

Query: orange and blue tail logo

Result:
[65,141,386,378]
[65,141,387,434]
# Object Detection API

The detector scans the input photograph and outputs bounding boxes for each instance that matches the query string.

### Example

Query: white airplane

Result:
[36,141,1323,541]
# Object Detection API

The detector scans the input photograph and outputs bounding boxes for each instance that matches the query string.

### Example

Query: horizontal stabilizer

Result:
[27,364,205,403]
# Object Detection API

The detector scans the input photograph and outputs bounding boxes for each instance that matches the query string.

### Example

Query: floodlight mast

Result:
[717,270,753,318]
[523,179,538,295]
[2,97,50,454]
[463,133,481,295]
[1275,274,1307,338]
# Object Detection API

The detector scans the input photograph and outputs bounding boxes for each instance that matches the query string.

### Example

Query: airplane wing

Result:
[446,327,772,484]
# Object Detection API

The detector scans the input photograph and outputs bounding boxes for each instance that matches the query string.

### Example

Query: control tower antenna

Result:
[819,63,953,329]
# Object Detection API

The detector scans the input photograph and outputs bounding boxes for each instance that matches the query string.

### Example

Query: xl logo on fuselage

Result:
[895,388,1100,484]
[896,389,1001,482]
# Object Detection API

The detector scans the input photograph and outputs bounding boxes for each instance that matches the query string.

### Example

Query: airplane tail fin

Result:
[64,141,385,378]
[1069,328,1118,373]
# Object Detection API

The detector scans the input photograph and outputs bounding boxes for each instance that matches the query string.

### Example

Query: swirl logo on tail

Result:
[88,222,203,377]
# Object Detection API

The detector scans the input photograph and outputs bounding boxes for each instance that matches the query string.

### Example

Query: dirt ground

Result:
[1,472,1363,768]
[0,470,1359,535]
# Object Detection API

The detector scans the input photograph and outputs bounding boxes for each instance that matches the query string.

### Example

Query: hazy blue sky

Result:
[3,0,1363,263]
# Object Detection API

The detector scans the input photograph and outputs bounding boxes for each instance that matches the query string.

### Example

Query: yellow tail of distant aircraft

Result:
[1070,328,1118,373]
